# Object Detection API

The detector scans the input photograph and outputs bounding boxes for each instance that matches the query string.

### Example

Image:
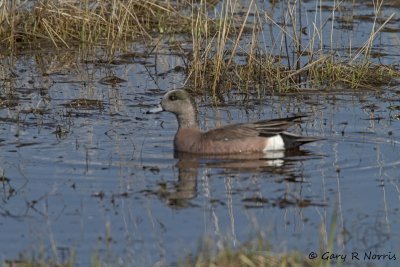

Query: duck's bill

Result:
[147,104,164,114]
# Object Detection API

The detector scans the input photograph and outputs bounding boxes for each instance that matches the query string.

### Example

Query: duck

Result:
[149,89,319,154]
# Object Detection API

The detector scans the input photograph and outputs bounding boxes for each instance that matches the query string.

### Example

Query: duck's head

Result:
[148,89,198,128]
[161,89,194,115]
[149,90,194,115]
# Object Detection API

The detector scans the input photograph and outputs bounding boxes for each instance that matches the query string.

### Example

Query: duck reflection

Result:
[158,148,317,208]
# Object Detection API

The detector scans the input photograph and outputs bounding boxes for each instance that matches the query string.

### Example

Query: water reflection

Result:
[155,149,322,208]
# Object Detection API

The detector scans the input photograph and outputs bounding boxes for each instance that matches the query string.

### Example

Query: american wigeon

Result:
[150,89,319,154]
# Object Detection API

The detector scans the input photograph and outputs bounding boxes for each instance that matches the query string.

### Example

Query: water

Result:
[1,1,400,266]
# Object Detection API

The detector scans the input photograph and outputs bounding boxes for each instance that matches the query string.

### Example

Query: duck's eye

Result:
[169,94,178,101]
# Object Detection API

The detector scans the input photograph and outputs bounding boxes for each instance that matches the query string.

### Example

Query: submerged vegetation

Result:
[1,0,399,95]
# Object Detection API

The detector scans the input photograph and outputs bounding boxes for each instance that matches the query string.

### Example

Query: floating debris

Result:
[62,98,103,109]
[99,76,127,85]
[92,191,105,199]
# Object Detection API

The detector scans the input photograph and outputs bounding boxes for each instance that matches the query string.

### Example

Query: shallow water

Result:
[1,1,400,267]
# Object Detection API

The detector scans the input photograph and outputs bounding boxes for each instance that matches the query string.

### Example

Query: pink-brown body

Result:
[174,128,270,154]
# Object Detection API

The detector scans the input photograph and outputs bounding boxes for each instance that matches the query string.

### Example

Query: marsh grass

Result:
[185,0,400,95]
[1,0,399,95]
[181,238,317,267]
[3,249,75,267]
[180,209,342,267]
[3,244,317,267]
[0,207,342,267]
[1,237,325,267]
[0,0,191,51]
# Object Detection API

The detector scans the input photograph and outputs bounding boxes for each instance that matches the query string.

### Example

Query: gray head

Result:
[160,90,195,114]
[150,89,198,129]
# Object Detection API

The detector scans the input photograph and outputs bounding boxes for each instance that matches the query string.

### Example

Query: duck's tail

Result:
[281,132,322,149]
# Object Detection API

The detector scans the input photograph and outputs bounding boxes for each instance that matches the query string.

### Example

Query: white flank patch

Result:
[263,135,285,152]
